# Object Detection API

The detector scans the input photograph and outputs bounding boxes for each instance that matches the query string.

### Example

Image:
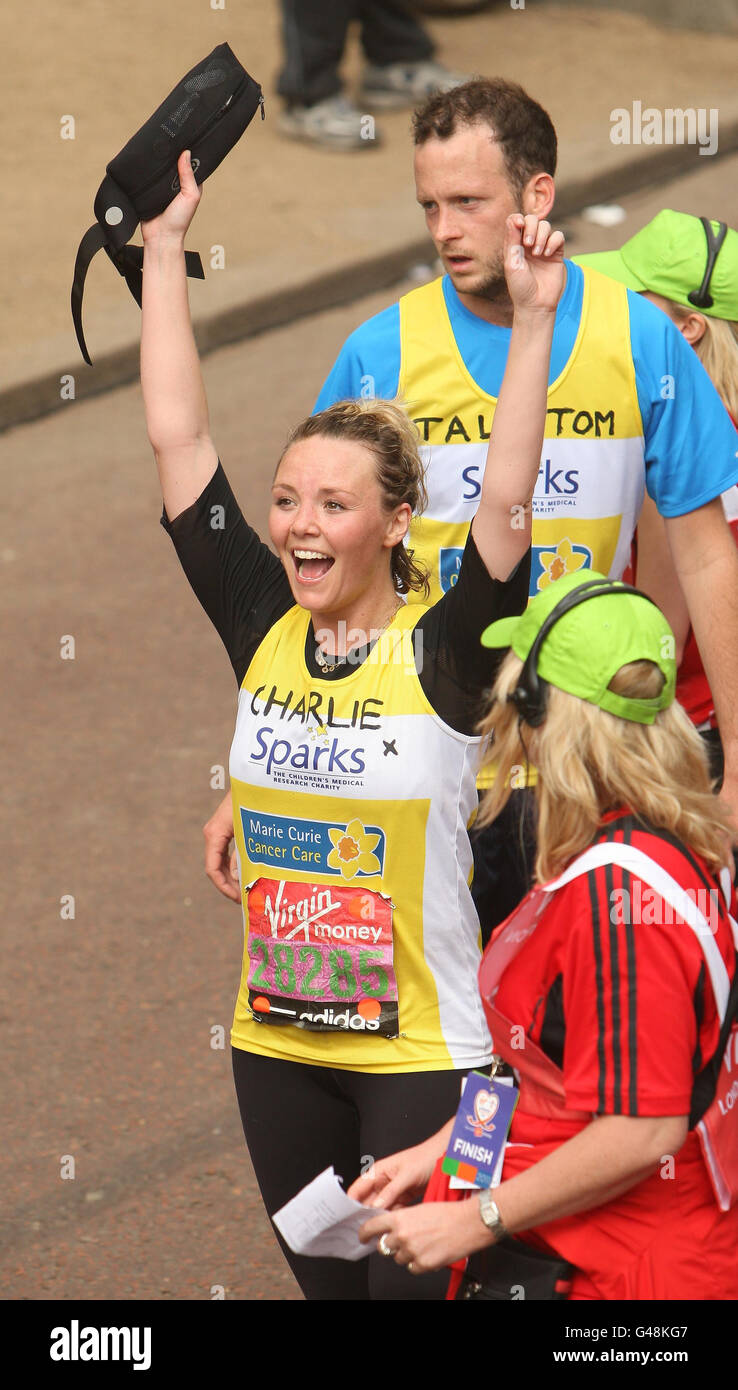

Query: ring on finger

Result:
[407,1260,416,1273]
[378,1233,393,1258]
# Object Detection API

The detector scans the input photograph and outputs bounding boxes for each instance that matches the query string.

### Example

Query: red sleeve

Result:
[559,866,715,1117]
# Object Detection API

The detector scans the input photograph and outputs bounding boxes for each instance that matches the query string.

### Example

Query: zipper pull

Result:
[212,93,235,121]
[259,92,265,120]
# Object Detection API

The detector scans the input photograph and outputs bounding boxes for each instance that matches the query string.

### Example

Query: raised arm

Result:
[632,492,690,664]
[665,499,738,837]
[471,214,565,581]
[140,149,219,521]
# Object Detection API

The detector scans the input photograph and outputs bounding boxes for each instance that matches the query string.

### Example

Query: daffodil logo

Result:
[327,819,382,880]
[535,538,591,589]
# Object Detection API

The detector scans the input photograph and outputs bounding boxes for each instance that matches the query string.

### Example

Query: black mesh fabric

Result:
[186,67,226,91]
[161,67,227,137]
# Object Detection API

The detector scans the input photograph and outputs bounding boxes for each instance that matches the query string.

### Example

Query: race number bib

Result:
[245,878,398,1036]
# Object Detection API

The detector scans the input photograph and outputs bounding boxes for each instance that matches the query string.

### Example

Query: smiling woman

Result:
[269,400,429,663]
[139,146,565,1301]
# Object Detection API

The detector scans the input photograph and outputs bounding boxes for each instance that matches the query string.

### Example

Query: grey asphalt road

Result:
[3,151,737,1302]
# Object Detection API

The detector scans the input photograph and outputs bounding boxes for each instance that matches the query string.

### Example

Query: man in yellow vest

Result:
[206,77,738,932]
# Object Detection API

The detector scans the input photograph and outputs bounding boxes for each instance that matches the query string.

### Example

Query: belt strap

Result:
[71,222,205,365]
[545,841,737,1022]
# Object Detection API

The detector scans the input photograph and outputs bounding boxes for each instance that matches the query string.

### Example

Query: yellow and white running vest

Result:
[399,268,646,606]
[229,603,491,1072]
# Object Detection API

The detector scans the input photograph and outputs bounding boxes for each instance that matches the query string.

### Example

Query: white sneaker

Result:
[360,61,467,109]
[277,96,381,150]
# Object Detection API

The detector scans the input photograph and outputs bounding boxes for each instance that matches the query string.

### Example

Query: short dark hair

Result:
[413,77,557,199]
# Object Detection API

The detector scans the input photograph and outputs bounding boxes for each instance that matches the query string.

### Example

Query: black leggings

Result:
[232,1047,467,1300]
[278,0,434,107]
[471,788,537,945]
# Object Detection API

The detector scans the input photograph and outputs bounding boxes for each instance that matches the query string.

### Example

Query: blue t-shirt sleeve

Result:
[313,303,402,411]
[629,290,738,515]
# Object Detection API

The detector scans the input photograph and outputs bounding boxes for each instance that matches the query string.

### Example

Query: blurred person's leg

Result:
[358,0,435,67]
[277,0,354,108]
[358,1,467,107]
[277,0,381,148]
[413,0,491,11]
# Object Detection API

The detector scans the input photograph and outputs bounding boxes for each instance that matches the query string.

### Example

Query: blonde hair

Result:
[477,652,733,882]
[667,300,738,421]
[281,399,429,596]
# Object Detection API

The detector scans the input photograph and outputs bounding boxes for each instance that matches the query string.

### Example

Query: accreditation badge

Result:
[697,1020,738,1212]
[245,877,398,1037]
[442,1069,519,1189]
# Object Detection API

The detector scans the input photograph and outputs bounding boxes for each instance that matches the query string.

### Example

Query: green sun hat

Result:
[573,210,738,320]
[480,571,677,724]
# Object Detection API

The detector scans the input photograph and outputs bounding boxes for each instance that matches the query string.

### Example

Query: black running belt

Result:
[71,43,264,365]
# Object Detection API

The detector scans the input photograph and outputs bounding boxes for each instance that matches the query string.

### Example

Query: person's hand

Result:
[503,212,565,316]
[141,149,202,246]
[360,1198,489,1274]
[347,1136,442,1210]
[203,792,241,903]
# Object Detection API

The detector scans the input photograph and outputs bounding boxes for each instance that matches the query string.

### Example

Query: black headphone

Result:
[687,217,728,310]
[507,577,661,728]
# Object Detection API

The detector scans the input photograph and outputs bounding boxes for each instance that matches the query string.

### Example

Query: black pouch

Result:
[71,43,264,364]
[454,1238,575,1301]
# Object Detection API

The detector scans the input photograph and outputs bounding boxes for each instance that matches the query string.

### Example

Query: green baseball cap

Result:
[573,210,738,320]
[480,570,676,724]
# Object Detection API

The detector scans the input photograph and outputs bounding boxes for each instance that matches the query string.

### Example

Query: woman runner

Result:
[140,147,564,1299]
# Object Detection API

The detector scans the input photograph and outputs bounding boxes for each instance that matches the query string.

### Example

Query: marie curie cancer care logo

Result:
[445,538,593,595]
[241,808,385,879]
[440,547,463,592]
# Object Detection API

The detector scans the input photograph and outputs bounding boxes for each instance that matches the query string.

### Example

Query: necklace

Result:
[314,598,404,674]
[314,650,349,674]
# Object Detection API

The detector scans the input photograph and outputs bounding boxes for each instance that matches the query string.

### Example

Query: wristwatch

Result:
[478,1189,509,1242]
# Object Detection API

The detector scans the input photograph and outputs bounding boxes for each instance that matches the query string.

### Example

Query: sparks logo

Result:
[250,726,366,778]
[536,459,580,495]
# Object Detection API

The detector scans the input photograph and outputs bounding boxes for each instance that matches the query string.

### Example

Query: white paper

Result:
[272,1167,384,1261]
[581,203,627,227]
